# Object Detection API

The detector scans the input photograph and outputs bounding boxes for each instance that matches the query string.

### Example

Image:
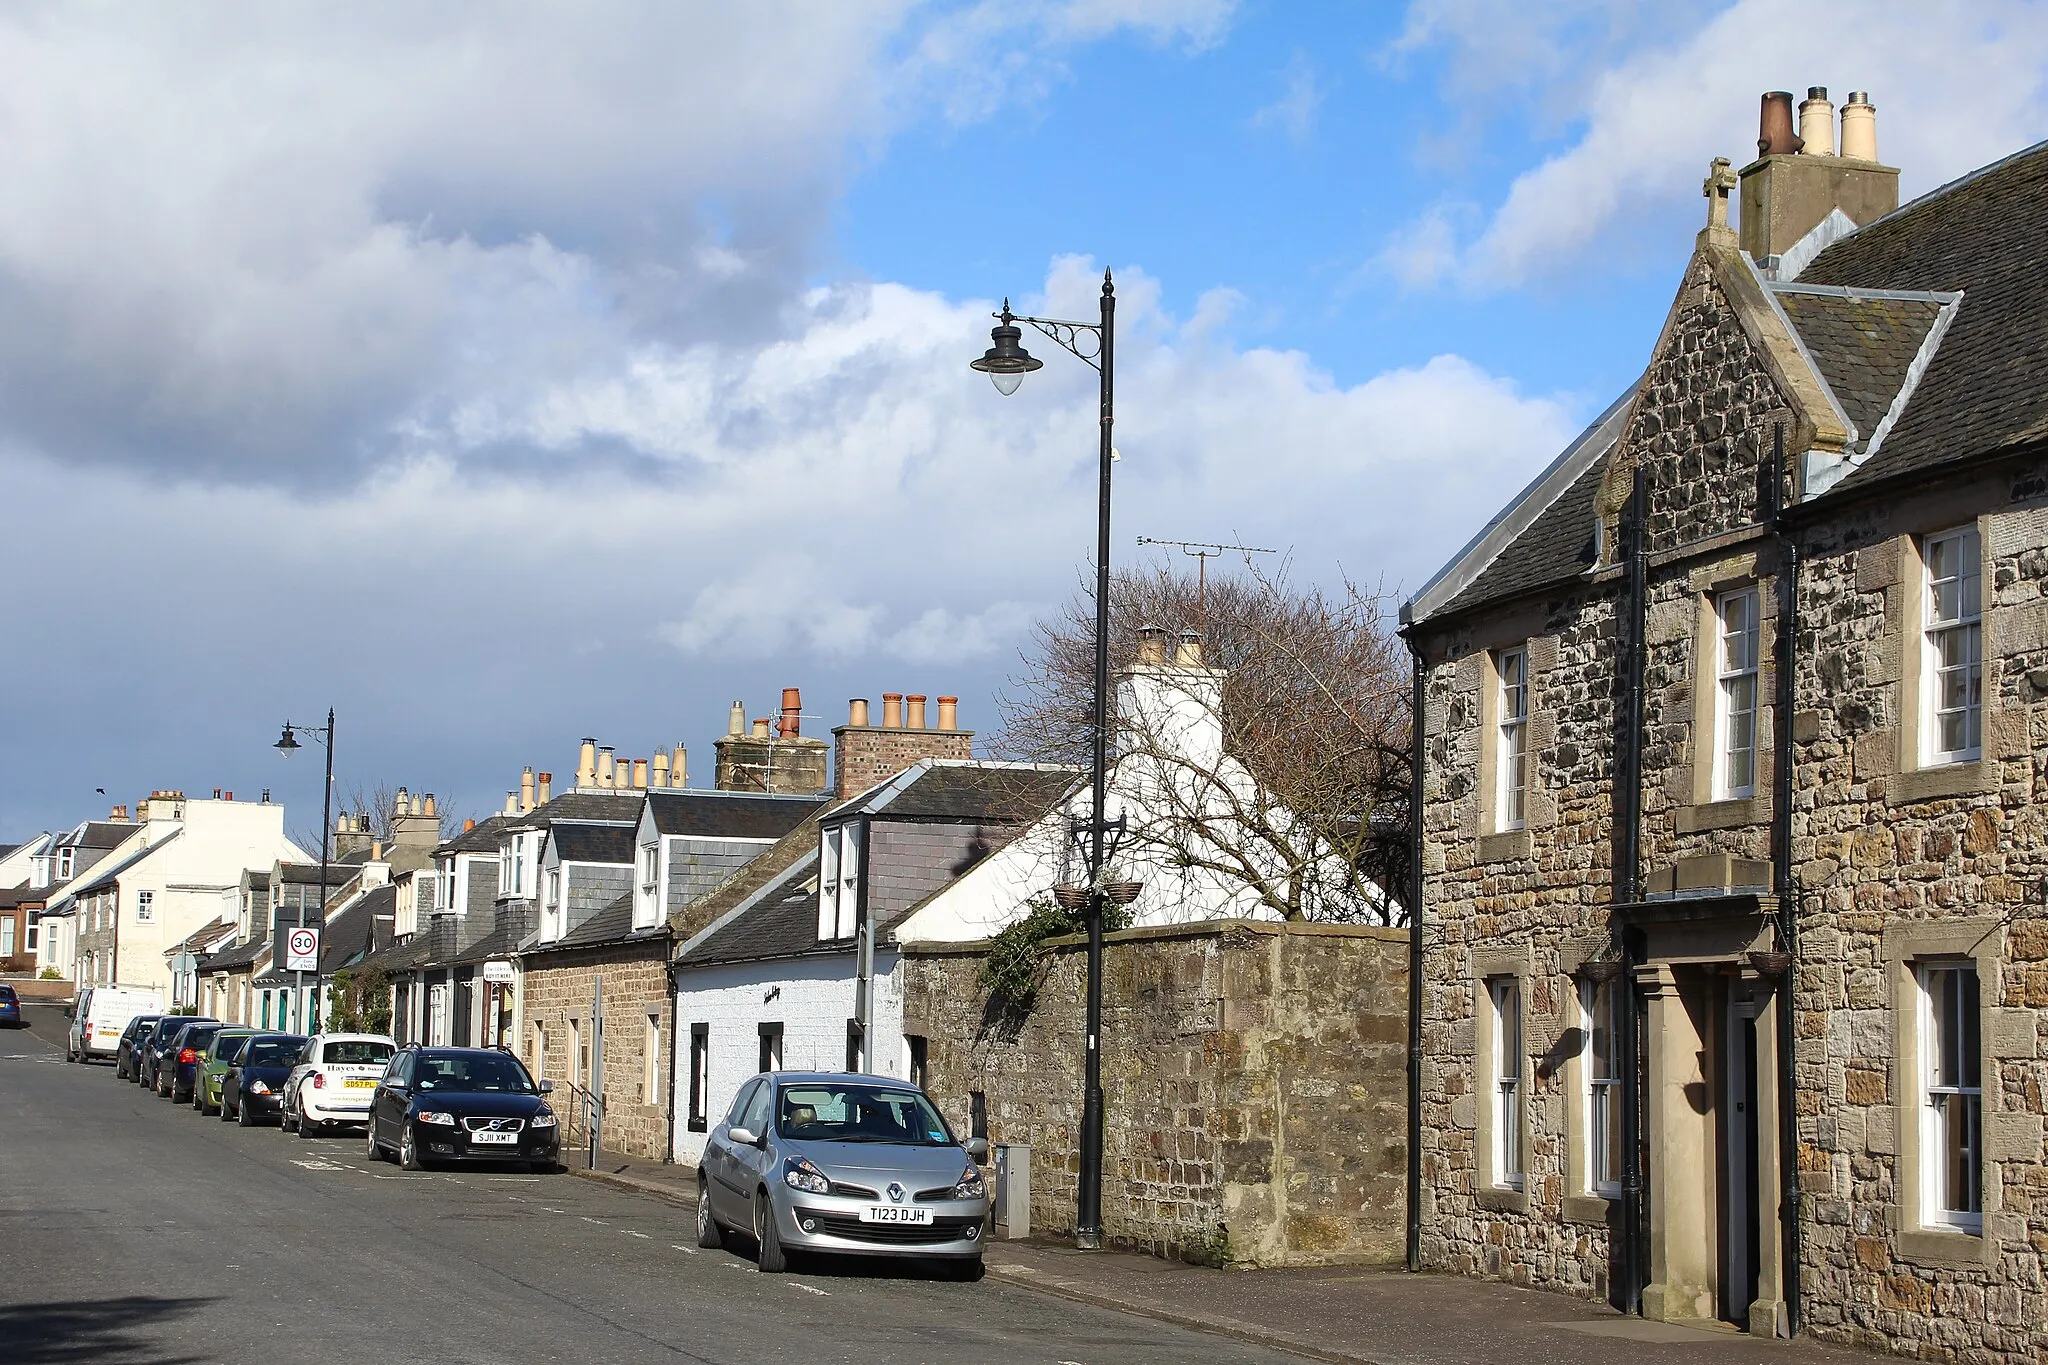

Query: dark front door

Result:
[1718,983,1762,1326]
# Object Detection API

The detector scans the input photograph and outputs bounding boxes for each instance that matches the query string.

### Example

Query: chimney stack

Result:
[728,702,746,737]
[1840,91,1877,161]
[1739,86,1897,270]
[831,686,975,797]
[597,746,616,787]
[504,792,518,815]
[906,694,927,729]
[532,776,546,806]
[425,793,438,817]
[110,803,127,821]
[1798,87,1835,156]
[1174,629,1204,667]
[1135,623,1169,666]
[652,751,670,787]
[577,738,597,790]
[520,767,536,813]
[882,693,903,728]
[848,698,870,728]
[936,696,958,732]
[780,687,802,738]
[464,818,476,832]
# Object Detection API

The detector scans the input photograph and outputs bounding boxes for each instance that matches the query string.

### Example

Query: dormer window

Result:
[640,843,658,892]
[58,848,73,879]
[815,825,860,941]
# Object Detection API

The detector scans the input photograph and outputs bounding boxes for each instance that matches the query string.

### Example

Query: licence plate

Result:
[859,1205,933,1225]
[470,1129,519,1145]
[344,1079,377,1089]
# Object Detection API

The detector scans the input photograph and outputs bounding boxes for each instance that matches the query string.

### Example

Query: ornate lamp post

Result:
[971,271,1115,1250]
[274,708,335,1034]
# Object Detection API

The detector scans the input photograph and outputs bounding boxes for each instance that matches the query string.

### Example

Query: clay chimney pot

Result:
[906,694,927,729]
[882,693,903,729]
[780,687,802,738]
[1840,92,1877,161]
[1799,87,1835,156]
[1757,90,1803,157]
[849,698,870,727]
[936,696,958,731]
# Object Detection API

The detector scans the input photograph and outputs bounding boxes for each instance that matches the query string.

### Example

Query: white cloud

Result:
[1388,0,2048,290]
[1250,53,1323,145]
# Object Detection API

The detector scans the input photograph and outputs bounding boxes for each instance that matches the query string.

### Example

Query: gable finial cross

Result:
[1704,157,1737,230]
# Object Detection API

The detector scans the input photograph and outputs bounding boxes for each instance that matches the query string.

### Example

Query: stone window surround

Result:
[1468,944,1534,1213]
[1555,936,1620,1227]
[1868,511,2021,805]
[1676,554,1775,832]
[1881,916,2005,1270]
[687,1021,710,1131]
[1463,633,1559,863]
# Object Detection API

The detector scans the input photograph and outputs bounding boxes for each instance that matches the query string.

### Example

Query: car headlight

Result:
[782,1157,830,1195]
[529,1110,557,1128]
[944,1163,987,1201]
[416,1110,457,1126]
[249,1081,271,1095]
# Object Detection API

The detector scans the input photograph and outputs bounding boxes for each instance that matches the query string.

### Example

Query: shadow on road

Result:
[0,1294,216,1364]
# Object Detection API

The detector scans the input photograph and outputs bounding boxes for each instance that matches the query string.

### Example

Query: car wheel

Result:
[365,1125,384,1163]
[754,1191,787,1273]
[400,1125,426,1172]
[945,1256,986,1283]
[696,1182,724,1249]
[219,1095,234,1122]
[282,1103,297,1133]
[237,1097,255,1127]
[298,1114,319,1139]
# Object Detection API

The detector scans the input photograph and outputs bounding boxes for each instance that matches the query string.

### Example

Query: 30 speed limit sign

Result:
[285,926,321,971]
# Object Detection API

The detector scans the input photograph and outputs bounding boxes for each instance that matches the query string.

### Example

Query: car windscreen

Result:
[243,1039,302,1067]
[775,1083,956,1146]
[413,1054,535,1093]
[178,1027,220,1049]
[212,1034,252,1063]
[321,1040,393,1066]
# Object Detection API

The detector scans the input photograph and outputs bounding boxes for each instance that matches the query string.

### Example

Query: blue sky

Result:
[2,1,2044,840]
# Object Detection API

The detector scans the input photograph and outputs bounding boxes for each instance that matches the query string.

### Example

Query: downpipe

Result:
[1405,642,1426,1273]
[1769,427,1804,1337]
[1615,467,1650,1316]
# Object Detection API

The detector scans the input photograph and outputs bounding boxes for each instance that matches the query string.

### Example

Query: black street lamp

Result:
[971,272,1115,1250]
[274,708,335,1034]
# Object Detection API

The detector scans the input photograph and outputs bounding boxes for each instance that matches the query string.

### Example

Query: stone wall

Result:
[903,919,1409,1268]
[520,941,672,1162]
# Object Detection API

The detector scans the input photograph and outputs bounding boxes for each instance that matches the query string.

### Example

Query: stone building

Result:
[1401,93,2048,1360]
[904,919,1410,1267]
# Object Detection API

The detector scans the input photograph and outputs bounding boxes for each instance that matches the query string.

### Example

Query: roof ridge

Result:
[1841,135,2048,243]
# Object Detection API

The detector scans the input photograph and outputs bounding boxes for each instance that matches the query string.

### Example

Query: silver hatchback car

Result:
[696,1071,991,1276]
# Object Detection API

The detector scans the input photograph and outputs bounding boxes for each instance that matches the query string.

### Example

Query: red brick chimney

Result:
[831,694,974,798]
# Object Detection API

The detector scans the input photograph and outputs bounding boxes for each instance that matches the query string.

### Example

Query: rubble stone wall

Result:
[521,942,672,1162]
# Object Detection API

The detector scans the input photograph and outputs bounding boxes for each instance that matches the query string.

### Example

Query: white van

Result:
[67,984,165,1063]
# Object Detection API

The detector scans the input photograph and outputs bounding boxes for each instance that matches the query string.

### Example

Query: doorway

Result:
[1718,986,1761,1326]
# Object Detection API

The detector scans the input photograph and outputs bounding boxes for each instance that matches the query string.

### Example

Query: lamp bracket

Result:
[1004,313,1102,371]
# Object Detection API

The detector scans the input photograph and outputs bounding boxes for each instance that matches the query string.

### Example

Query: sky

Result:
[4,0,2046,841]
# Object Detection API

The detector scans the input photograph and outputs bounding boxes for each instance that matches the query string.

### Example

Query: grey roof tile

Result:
[549,823,636,865]
[1770,287,1947,451]
[646,789,825,839]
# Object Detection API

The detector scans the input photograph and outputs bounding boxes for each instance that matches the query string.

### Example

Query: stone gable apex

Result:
[1592,226,1850,560]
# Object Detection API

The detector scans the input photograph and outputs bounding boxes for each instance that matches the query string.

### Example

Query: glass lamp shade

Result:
[274,725,301,756]
[971,316,1041,396]
[989,369,1026,396]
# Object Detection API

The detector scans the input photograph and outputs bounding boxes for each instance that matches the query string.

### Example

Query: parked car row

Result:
[104,1012,564,1173]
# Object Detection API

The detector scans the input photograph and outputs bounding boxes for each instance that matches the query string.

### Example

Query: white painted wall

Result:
[669,950,904,1166]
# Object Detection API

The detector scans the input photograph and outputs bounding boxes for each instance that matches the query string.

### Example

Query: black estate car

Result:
[138,1016,216,1090]
[157,1021,223,1103]
[223,1033,309,1125]
[114,1015,161,1078]
[365,1046,560,1172]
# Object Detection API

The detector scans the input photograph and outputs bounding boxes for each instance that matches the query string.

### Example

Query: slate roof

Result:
[353,931,430,976]
[525,892,669,956]
[319,886,397,972]
[1441,458,1606,619]
[646,789,824,839]
[834,761,1080,824]
[1770,286,1948,453]
[661,800,842,941]
[675,852,830,969]
[435,814,519,855]
[1798,138,2048,488]
[443,920,516,967]
[276,862,355,886]
[0,885,48,908]
[168,918,236,956]
[70,822,140,850]
[200,937,269,972]
[549,823,636,865]
[524,791,642,825]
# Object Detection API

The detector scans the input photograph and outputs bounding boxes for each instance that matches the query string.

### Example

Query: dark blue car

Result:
[223,1033,309,1126]
[0,983,21,1028]
[138,1016,215,1089]
[156,1021,223,1103]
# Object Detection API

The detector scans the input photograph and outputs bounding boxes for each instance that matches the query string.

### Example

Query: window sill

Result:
[1474,1185,1529,1214]
[1674,797,1766,833]
[1896,1224,1993,1269]
[686,1119,707,1133]
[1477,829,1533,863]
[1891,759,1997,805]
[1561,1193,1616,1226]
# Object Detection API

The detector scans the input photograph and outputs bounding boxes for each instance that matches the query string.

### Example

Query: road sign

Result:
[285,926,320,972]
[482,960,515,985]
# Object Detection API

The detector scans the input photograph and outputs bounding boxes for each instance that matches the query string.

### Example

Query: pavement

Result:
[562,1139,1872,1365]
[0,1002,1307,1365]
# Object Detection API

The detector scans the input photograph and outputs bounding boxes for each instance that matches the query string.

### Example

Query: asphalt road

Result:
[1,1003,1306,1365]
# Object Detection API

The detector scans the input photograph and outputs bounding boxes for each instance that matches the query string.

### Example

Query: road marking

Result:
[669,1245,701,1255]
[789,1283,830,1296]
[580,1216,607,1225]
[626,1230,651,1239]
[289,1159,347,1171]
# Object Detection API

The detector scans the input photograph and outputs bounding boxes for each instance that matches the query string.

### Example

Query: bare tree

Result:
[994,559,1411,924]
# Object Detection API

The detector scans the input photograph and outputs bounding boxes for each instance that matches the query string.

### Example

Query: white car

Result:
[281,1032,396,1136]
[66,984,163,1064]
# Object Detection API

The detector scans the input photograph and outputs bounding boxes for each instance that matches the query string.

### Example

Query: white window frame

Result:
[1580,978,1622,1197]
[1715,587,1760,799]
[1495,649,1529,832]
[817,828,841,940]
[1918,961,1983,1233]
[1922,526,1983,767]
[644,1013,662,1105]
[640,843,658,892]
[136,889,154,923]
[58,848,73,879]
[1490,976,1524,1191]
[0,917,14,958]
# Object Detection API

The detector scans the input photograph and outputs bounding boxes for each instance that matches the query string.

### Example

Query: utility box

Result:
[993,1143,1030,1239]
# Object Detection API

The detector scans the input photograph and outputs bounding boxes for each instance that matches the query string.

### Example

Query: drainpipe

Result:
[1405,641,1426,1272]
[1614,466,1650,1317]
[665,953,681,1165]
[1767,424,1804,1336]
[852,816,874,1071]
